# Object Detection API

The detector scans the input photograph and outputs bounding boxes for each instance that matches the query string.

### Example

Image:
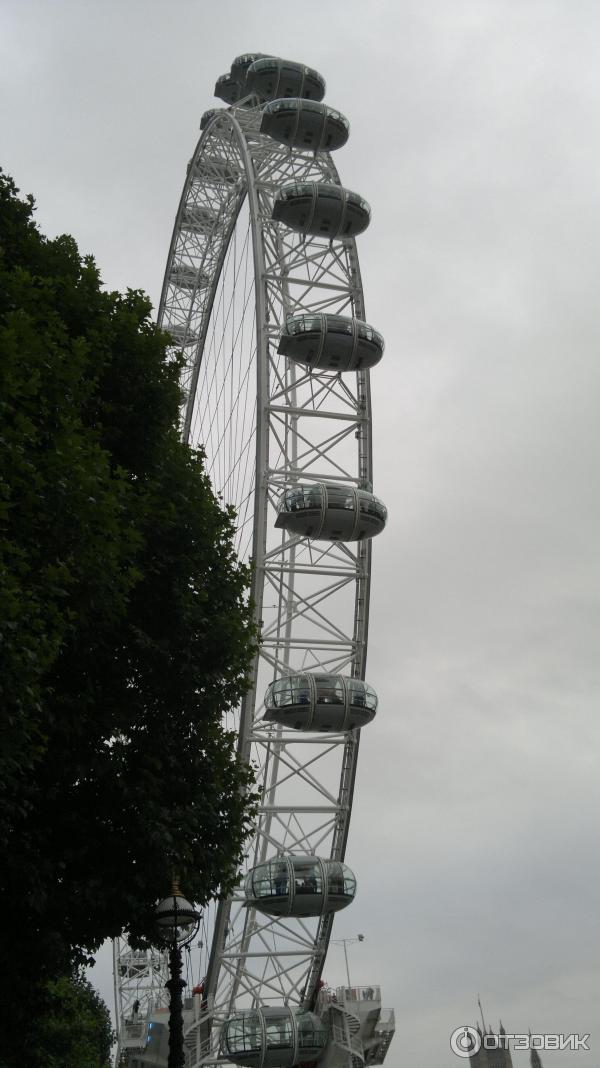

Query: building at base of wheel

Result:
[118,982,395,1068]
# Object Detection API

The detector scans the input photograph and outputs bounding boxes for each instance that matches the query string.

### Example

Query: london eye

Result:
[114,52,395,1068]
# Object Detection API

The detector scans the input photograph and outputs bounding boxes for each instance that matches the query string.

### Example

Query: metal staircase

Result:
[316,985,395,1068]
[326,1002,365,1068]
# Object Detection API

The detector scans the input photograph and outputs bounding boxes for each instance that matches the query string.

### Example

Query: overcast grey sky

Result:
[3,1,600,1065]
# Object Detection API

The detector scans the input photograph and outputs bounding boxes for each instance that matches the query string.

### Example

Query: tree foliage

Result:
[3,972,115,1068]
[0,171,258,1057]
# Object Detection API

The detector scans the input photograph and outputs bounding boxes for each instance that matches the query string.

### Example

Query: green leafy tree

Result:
[0,171,258,1062]
[16,972,114,1068]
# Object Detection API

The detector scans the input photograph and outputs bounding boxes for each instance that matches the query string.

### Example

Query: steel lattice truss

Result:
[114,99,376,1068]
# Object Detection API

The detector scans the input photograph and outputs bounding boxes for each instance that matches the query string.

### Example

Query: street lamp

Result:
[331,934,365,988]
[155,880,201,1068]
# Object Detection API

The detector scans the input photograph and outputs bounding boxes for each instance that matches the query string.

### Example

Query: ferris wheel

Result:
[114,53,395,1068]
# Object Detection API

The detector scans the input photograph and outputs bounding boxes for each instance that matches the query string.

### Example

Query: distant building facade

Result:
[469,1021,543,1068]
[469,1024,513,1068]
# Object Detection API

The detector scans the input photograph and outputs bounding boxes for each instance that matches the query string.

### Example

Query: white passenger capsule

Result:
[180,205,216,232]
[169,264,210,290]
[221,1007,327,1068]
[199,107,223,131]
[264,673,378,732]
[230,52,268,84]
[272,182,370,238]
[260,99,349,152]
[246,56,325,102]
[278,313,384,372]
[214,72,242,105]
[244,856,357,917]
[167,324,199,347]
[189,155,241,184]
[275,483,387,542]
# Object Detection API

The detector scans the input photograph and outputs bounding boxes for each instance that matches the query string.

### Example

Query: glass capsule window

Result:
[271,864,290,897]
[358,493,388,520]
[328,316,353,335]
[297,1015,327,1050]
[319,186,344,202]
[283,315,327,336]
[336,321,354,336]
[265,98,297,113]
[266,99,348,125]
[293,859,322,896]
[282,314,382,347]
[314,677,345,704]
[343,865,357,896]
[278,183,361,207]
[347,191,371,213]
[224,1013,262,1055]
[282,489,302,511]
[281,487,322,512]
[327,862,356,897]
[281,182,312,199]
[347,680,378,712]
[285,99,314,115]
[250,865,271,898]
[252,58,325,97]
[267,676,311,707]
[265,675,378,717]
[251,58,278,73]
[233,53,261,73]
[325,486,355,511]
[329,109,349,129]
[265,1015,293,1050]
[288,316,318,334]
[248,861,290,899]
[327,862,345,896]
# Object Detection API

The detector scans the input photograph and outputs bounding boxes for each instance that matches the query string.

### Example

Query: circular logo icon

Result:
[450,1026,481,1058]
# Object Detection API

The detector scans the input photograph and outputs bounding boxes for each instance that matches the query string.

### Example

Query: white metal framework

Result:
[114,65,384,1068]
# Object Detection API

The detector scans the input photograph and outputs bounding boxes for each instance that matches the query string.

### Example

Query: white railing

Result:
[338,985,381,1005]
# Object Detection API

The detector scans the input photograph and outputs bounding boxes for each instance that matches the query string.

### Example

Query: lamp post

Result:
[331,934,365,988]
[156,880,200,1068]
